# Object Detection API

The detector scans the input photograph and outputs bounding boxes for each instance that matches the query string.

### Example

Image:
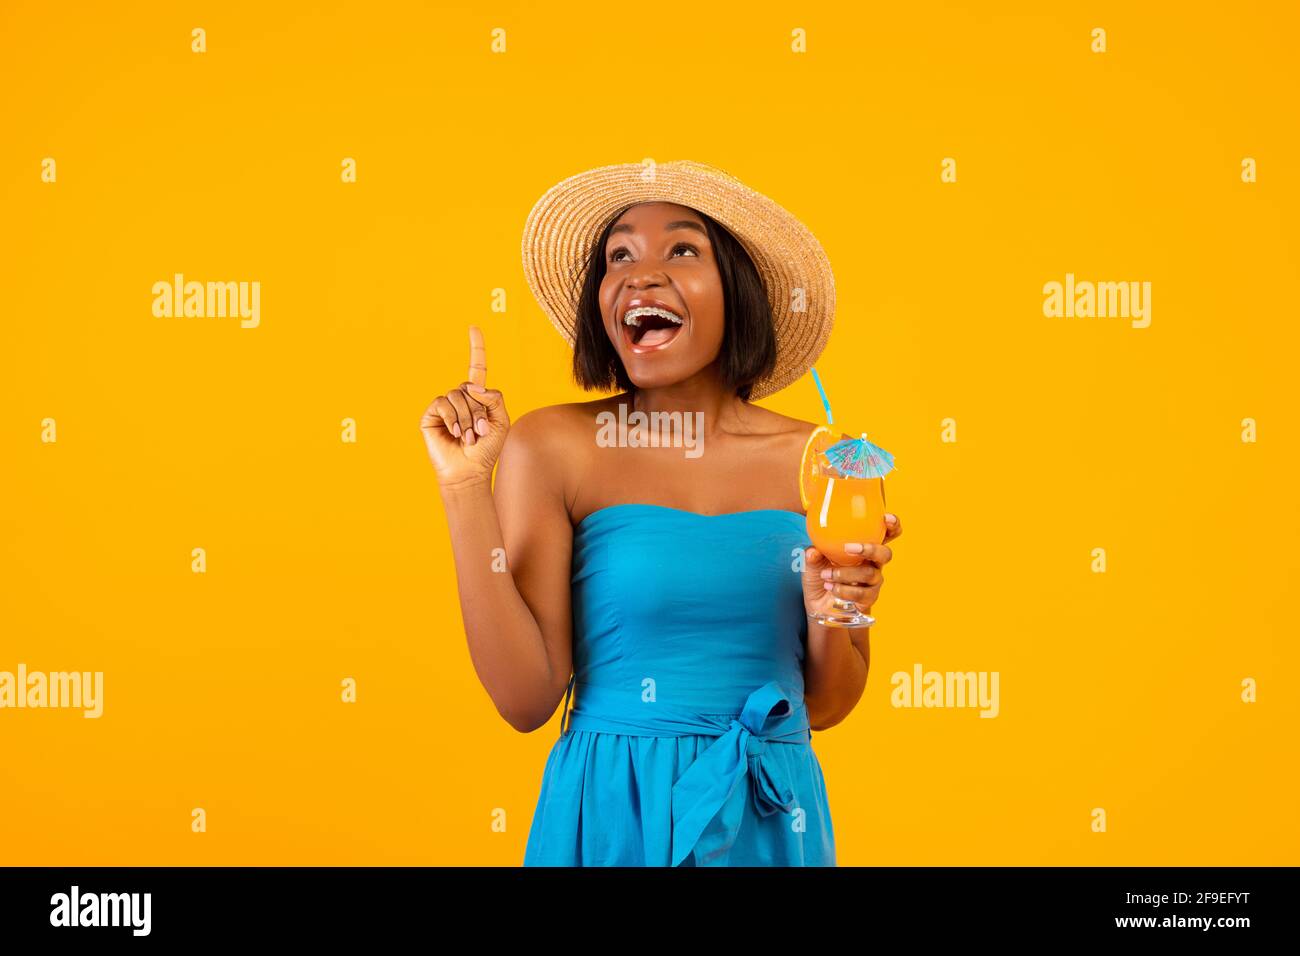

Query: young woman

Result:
[420,161,901,866]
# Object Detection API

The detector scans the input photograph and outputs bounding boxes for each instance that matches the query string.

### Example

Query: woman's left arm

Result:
[802,513,901,731]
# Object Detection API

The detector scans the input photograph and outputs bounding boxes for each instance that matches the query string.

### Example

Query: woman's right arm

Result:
[420,327,574,733]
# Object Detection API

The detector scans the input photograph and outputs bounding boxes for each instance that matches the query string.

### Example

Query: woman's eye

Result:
[608,242,698,263]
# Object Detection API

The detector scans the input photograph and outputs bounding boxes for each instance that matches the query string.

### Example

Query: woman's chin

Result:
[625,365,686,390]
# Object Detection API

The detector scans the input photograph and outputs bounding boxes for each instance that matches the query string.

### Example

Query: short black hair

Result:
[569,204,777,402]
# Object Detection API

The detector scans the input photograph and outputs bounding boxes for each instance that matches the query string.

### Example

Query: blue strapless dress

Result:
[523,503,837,866]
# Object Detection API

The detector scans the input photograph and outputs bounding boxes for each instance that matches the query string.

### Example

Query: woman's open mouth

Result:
[621,306,684,353]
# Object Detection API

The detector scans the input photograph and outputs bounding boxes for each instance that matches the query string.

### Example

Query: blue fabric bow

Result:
[562,678,812,866]
[669,681,803,866]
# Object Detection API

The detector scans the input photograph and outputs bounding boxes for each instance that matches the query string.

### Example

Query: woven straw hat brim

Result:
[521,160,834,401]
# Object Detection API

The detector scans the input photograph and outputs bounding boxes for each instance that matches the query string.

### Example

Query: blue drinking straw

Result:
[809,366,833,425]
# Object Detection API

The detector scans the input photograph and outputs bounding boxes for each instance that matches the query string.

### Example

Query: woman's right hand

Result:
[420,325,510,490]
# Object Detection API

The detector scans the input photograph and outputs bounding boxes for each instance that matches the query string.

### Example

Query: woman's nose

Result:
[626,269,666,289]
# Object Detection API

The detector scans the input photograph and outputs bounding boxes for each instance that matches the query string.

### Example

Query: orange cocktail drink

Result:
[799,424,888,566]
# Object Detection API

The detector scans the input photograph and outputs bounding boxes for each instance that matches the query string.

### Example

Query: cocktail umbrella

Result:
[822,434,896,479]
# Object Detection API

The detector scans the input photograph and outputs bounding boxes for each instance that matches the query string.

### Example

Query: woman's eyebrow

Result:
[609,220,707,236]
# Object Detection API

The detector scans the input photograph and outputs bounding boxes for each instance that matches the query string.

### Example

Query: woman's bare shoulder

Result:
[510,396,617,439]
[742,403,821,438]
[500,397,616,496]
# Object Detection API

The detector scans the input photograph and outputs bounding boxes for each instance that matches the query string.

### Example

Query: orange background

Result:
[1,0,1296,864]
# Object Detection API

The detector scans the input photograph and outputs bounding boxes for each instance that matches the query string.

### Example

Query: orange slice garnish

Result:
[798,424,837,512]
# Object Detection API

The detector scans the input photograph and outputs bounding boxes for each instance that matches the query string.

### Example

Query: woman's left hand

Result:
[801,512,901,621]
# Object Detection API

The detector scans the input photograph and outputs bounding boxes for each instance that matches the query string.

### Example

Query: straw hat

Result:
[520,159,835,401]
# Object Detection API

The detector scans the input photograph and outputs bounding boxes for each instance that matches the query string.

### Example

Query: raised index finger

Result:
[468,325,487,387]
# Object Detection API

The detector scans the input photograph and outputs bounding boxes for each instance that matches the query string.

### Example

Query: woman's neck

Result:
[624,384,750,439]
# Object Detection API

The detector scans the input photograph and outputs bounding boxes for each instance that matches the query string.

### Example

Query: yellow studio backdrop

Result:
[1,1,1296,866]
